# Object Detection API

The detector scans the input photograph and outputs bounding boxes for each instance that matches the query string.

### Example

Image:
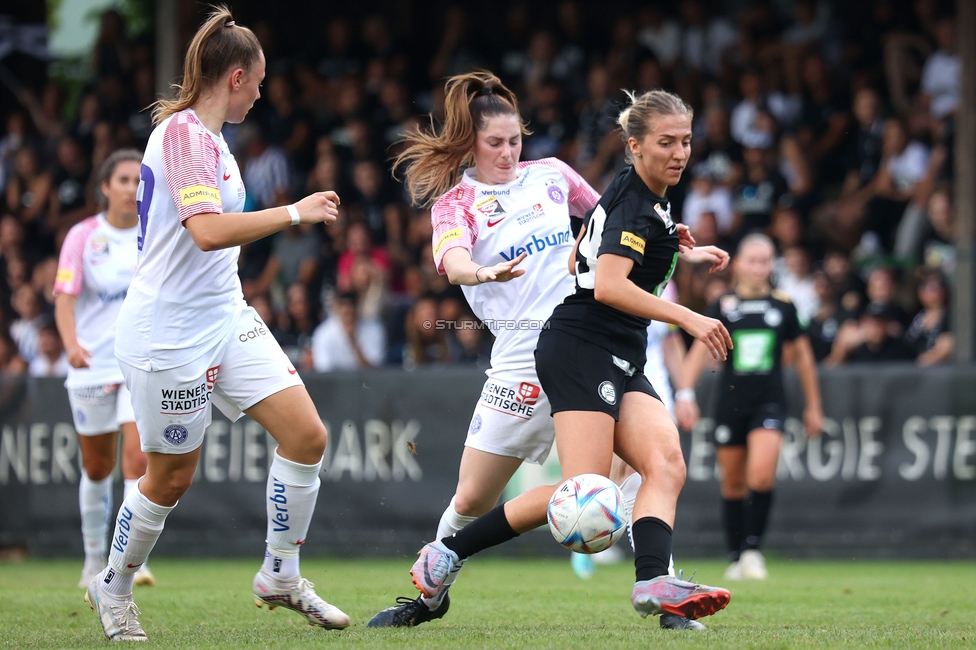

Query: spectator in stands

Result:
[733,127,789,235]
[49,136,94,240]
[28,320,68,377]
[825,302,914,365]
[274,284,320,370]
[10,285,44,362]
[919,16,959,120]
[403,294,449,369]
[807,270,854,363]
[311,291,385,372]
[688,106,742,189]
[684,163,736,239]
[918,185,955,275]
[6,148,52,249]
[796,53,851,184]
[447,313,492,367]
[263,74,315,173]
[864,266,910,331]
[241,125,291,211]
[777,246,818,325]
[0,332,27,375]
[904,269,953,366]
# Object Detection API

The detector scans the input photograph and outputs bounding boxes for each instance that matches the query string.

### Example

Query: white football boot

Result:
[253,569,350,629]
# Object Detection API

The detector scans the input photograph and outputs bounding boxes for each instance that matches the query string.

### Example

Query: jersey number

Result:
[136,164,155,252]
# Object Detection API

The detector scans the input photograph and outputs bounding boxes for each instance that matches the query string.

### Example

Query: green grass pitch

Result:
[1,557,974,648]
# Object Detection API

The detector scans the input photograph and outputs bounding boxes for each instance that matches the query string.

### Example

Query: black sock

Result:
[742,490,773,551]
[632,516,673,582]
[439,504,518,560]
[721,498,745,561]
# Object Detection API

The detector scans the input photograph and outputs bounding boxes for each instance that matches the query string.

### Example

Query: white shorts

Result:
[464,368,554,465]
[121,306,303,454]
[67,383,135,436]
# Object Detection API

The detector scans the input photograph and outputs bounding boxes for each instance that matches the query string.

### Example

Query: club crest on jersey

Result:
[764,308,783,327]
[654,202,675,230]
[720,295,740,315]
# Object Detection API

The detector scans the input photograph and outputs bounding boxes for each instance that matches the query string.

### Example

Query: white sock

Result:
[261,451,322,582]
[104,484,174,597]
[80,474,113,563]
[422,496,476,610]
[618,472,641,552]
[618,473,676,577]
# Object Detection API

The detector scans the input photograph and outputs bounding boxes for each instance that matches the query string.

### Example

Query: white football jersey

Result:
[54,214,138,387]
[116,109,247,371]
[431,158,599,373]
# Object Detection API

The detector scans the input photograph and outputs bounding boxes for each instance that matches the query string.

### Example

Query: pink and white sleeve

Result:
[537,157,600,217]
[430,185,478,275]
[162,113,223,223]
[54,217,98,297]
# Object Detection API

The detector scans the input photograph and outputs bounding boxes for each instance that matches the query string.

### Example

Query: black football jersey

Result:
[548,165,679,368]
[705,290,804,409]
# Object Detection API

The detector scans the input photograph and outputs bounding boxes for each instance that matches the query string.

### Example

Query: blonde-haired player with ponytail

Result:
[85,7,348,640]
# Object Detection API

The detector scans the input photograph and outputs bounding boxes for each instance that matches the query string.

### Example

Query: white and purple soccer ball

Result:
[547,474,627,554]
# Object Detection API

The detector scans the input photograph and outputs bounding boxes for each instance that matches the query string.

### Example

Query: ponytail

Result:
[151,5,262,125]
[393,71,527,207]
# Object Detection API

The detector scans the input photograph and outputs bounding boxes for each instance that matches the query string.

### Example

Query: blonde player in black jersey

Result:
[400,90,735,628]
[676,233,823,580]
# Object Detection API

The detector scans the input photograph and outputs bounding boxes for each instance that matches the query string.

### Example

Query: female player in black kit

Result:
[676,233,823,581]
[405,89,735,627]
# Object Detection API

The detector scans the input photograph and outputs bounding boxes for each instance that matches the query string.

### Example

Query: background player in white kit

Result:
[368,71,601,628]
[85,8,349,641]
[54,149,155,590]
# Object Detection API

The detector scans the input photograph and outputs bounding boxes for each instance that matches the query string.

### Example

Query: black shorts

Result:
[535,328,660,421]
[713,402,786,447]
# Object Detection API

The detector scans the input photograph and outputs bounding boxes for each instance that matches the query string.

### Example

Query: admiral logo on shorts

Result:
[479,381,537,419]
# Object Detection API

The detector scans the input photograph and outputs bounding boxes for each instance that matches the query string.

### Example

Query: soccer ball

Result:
[547,474,627,554]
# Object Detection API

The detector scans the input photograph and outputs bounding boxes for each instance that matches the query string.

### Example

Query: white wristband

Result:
[675,388,696,402]
[285,204,300,226]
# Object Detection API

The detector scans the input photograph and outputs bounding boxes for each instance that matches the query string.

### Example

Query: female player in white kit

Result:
[84,8,349,641]
[54,149,155,590]
[367,71,602,628]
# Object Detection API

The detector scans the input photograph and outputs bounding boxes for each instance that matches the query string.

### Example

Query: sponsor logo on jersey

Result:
[479,381,535,419]
[498,229,572,261]
[475,196,506,217]
[515,204,546,226]
[480,188,510,196]
[223,170,232,181]
[620,231,646,254]
[56,269,74,284]
[764,308,782,327]
[269,480,290,532]
[160,381,211,414]
[515,382,541,405]
[97,289,128,303]
[90,236,109,256]
[433,227,462,257]
[164,423,189,445]
[654,202,675,230]
[598,381,617,405]
[180,185,221,206]
[487,216,506,227]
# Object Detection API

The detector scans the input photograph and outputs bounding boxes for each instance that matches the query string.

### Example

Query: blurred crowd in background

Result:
[0,0,960,378]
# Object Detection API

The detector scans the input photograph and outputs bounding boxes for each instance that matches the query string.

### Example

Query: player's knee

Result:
[749,475,776,493]
[146,472,193,506]
[123,450,147,478]
[84,458,114,482]
[452,492,492,518]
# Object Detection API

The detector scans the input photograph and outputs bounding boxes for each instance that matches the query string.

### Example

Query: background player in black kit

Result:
[677,233,823,581]
[403,89,736,629]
